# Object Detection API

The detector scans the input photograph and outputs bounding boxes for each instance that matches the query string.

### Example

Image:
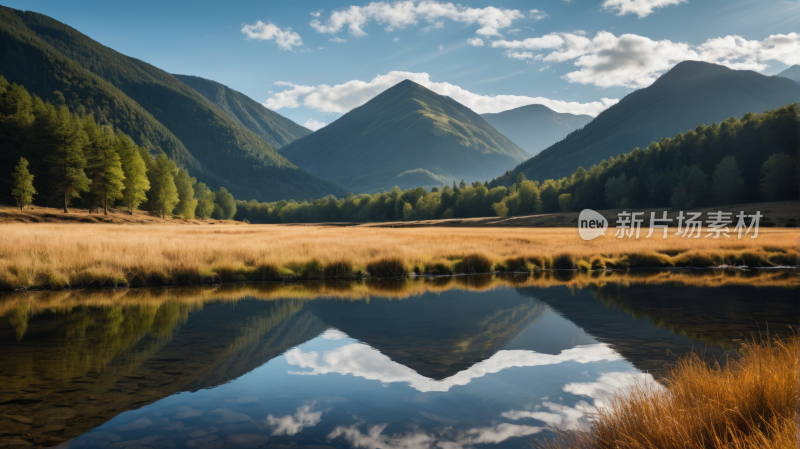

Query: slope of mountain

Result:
[481,104,592,156]
[776,64,800,84]
[280,80,531,193]
[494,61,800,185]
[174,74,312,149]
[0,6,343,202]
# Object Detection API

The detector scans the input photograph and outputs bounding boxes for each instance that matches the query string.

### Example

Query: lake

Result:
[0,271,797,449]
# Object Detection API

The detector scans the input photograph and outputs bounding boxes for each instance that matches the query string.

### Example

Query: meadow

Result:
[0,224,797,290]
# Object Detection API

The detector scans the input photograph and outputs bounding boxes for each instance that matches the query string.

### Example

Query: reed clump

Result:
[537,336,799,449]
[0,224,796,290]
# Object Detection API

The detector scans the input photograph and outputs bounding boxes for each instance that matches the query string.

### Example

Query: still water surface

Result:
[0,272,796,449]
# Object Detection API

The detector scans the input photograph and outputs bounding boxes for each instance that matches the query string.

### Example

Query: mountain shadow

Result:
[481,104,592,157]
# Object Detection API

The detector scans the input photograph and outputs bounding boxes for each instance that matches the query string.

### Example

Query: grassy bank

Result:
[538,336,799,449]
[0,224,797,290]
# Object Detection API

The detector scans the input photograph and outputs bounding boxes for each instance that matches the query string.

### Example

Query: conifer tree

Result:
[149,153,179,219]
[116,131,150,214]
[84,117,125,214]
[44,105,89,213]
[193,182,215,219]
[173,169,198,220]
[11,157,36,210]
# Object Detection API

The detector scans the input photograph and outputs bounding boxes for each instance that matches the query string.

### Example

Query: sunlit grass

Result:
[0,224,796,290]
[537,336,799,449]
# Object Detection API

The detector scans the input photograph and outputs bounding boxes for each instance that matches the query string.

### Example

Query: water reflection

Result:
[0,270,795,448]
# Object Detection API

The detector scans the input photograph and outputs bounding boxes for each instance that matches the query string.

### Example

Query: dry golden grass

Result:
[0,224,797,290]
[537,336,799,449]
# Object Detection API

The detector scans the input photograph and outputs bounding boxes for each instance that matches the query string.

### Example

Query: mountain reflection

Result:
[0,270,795,447]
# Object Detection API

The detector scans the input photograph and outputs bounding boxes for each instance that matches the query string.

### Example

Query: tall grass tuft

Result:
[367,258,407,277]
[537,336,799,449]
[455,254,493,274]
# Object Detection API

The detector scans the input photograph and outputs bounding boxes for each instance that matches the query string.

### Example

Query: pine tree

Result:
[44,105,89,213]
[712,156,744,206]
[116,131,150,214]
[84,117,125,214]
[149,153,179,219]
[173,169,198,220]
[193,182,215,219]
[11,157,36,210]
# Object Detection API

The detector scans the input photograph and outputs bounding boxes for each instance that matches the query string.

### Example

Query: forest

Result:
[235,103,799,224]
[1,76,236,220]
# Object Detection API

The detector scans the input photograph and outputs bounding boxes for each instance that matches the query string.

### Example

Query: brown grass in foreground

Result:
[0,224,797,290]
[537,337,799,449]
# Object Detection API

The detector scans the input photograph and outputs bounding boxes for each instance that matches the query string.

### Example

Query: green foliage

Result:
[712,156,744,205]
[84,115,125,214]
[558,193,572,212]
[11,157,35,209]
[148,153,179,218]
[43,105,90,212]
[759,153,797,201]
[213,187,236,220]
[173,169,198,220]
[193,182,215,219]
[116,131,150,213]
[235,104,800,224]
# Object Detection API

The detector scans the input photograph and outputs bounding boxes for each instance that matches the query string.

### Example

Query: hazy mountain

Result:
[0,6,343,202]
[776,64,800,84]
[494,61,800,185]
[481,104,592,156]
[174,74,312,149]
[280,80,531,193]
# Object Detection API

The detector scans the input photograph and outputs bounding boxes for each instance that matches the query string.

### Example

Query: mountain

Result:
[280,80,531,193]
[174,74,312,149]
[0,6,343,202]
[494,61,800,185]
[481,104,592,156]
[776,64,800,84]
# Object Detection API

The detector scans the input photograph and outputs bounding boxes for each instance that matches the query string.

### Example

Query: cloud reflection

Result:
[266,402,323,436]
[328,422,543,449]
[286,342,622,393]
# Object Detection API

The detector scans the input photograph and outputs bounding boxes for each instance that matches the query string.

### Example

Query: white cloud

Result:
[321,328,347,339]
[501,371,664,432]
[422,20,445,32]
[393,36,400,42]
[327,422,542,449]
[311,9,323,18]
[491,31,800,88]
[286,343,622,393]
[530,9,549,20]
[438,44,445,50]
[507,28,522,35]
[263,71,618,116]
[539,65,550,72]
[309,1,525,38]
[266,403,323,436]
[467,37,485,47]
[241,20,303,51]
[505,51,536,60]
[329,36,347,43]
[602,0,686,18]
[303,118,327,131]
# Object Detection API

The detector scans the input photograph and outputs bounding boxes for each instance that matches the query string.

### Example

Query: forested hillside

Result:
[776,65,800,84]
[481,104,592,156]
[174,74,311,149]
[280,80,530,193]
[0,6,343,202]
[493,61,800,186]
[235,104,799,223]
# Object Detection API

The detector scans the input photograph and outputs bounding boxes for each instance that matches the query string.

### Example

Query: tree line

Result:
[1,76,236,219]
[235,103,798,224]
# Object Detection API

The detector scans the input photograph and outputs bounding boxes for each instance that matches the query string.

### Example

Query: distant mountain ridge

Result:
[493,61,800,185]
[280,80,531,193]
[0,6,343,202]
[776,65,800,84]
[174,74,312,149]
[481,104,592,157]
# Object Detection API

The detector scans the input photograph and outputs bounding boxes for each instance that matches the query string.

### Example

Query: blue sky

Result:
[5,0,799,129]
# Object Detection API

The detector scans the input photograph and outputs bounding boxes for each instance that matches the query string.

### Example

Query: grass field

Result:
[0,224,797,290]
[538,336,799,449]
